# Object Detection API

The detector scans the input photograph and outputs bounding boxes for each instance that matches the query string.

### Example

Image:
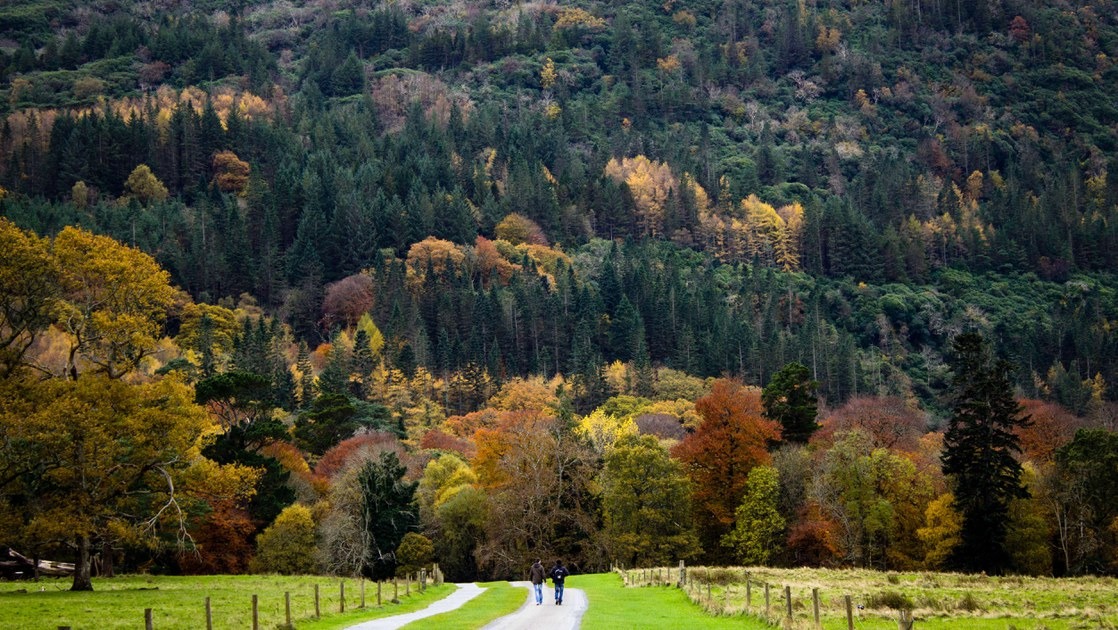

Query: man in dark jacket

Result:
[550,559,569,605]
[529,559,546,605]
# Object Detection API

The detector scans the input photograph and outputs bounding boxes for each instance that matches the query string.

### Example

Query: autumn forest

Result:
[1,0,1117,590]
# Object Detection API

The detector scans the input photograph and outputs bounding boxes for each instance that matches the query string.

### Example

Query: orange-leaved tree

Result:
[672,378,781,558]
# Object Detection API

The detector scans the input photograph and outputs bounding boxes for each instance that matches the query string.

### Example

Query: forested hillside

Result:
[2,0,1117,585]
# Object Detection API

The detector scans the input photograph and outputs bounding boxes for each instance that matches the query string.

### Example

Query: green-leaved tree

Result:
[602,434,700,567]
[722,465,785,565]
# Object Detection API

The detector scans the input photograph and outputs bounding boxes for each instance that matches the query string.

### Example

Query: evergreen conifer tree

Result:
[761,362,819,444]
[941,332,1029,574]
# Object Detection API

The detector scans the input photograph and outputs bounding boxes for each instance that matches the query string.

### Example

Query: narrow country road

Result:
[344,580,587,630]
[346,582,485,630]
[480,581,587,630]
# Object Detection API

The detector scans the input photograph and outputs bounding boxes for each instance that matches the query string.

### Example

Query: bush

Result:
[867,590,914,611]
[956,592,983,612]
[690,567,743,585]
[250,504,319,574]
[395,532,434,577]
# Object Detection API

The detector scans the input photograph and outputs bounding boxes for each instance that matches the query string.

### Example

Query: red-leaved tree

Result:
[815,396,926,452]
[322,273,375,330]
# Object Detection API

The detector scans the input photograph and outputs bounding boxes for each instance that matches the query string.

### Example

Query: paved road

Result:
[344,580,587,630]
[346,582,485,630]
[481,581,587,630]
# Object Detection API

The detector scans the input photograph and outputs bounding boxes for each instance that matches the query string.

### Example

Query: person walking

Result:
[550,559,569,605]
[529,559,547,605]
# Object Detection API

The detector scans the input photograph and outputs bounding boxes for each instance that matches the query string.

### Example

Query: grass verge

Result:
[399,581,527,629]
[0,574,452,630]
[578,572,770,630]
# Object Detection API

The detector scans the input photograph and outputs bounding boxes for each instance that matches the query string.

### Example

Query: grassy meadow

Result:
[0,574,452,630]
[629,566,1118,630]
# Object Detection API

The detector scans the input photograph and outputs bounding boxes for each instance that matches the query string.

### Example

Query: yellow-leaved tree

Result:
[604,155,677,238]
[604,156,709,239]
[52,226,177,379]
[0,375,253,591]
[0,219,59,377]
[576,408,637,458]
[123,163,169,205]
[917,493,962,569]
[698,195,803,270]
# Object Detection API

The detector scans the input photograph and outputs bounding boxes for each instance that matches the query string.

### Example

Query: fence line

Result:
[126,571,438,629]
[617,564,913,629]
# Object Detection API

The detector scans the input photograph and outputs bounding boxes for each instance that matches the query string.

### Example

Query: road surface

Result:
[480,581,587,630]
[344,580,587,630]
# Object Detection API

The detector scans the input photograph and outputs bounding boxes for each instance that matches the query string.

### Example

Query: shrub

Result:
[250,504,319,574]
[868,590,914,611]
[956,592,983,612]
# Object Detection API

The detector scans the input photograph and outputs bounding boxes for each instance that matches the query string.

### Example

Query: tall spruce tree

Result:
[941,332,1029,574]
[762,362,820,444]
[359,451,419,579]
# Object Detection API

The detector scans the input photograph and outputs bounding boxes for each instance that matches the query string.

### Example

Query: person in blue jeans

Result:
[529,559,546,605]
[550,559,569,605]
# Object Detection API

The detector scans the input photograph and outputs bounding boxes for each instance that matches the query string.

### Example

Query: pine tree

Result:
[941,332,1029,574]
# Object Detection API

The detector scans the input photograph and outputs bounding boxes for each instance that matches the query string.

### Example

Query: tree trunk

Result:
[71,535,94,591]
[101,540,115,578]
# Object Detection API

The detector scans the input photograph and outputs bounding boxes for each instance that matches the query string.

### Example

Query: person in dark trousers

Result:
[550,559,569,605]
[529,559,547,605]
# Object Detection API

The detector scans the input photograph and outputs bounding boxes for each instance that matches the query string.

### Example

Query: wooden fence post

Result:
[144,609,153,630]
[845,595,854,630]
[746,579,752,611]
[898,609,914,630]
[678,560,685,588]
[406,573,411,596]
[252,594,259,630]
[314,583,320,618]
[765,583,771,619]
[285,592,291,629]
[785,586,793,624]
[813,588,821,628]
[340,580,346,613]
[205,596,212,630]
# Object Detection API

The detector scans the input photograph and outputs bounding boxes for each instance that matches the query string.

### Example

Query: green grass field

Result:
[644,566,1118,630]
[0,574,452,630]
[578,573,769,629]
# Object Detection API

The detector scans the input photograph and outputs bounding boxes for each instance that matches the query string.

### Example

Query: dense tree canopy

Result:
[1,0,1118,585]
